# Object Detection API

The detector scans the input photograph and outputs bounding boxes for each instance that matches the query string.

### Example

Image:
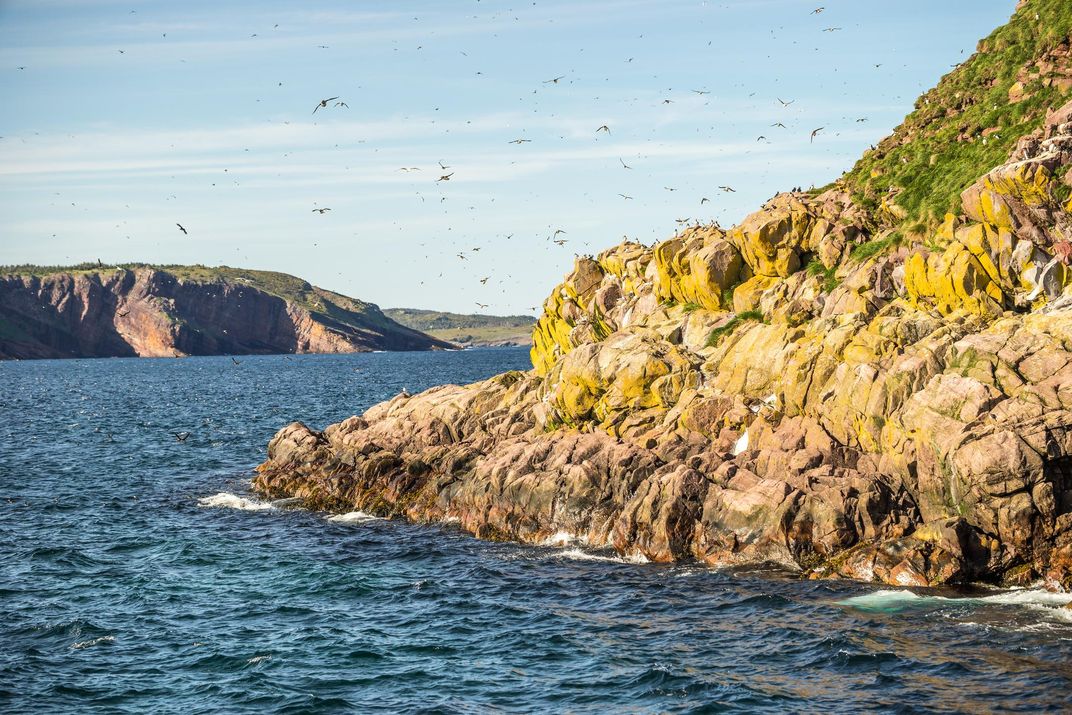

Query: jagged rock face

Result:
[257,109,1072,585]
[0,268,451,359]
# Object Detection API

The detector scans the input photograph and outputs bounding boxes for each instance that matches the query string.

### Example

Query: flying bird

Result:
[718,185,736,193]
[176,223,187,234]
[618,194,633,200]
[439,161,451,170]
[757,135,767,142]
[312,207,331,213]
[700,198,710,204]
[334,101,349,108]
[810,127,825,142]
[620,158,632,169]
[552,229,567,237]
[437,173,454,182]
[596,125,610,133]
[117,310,130,317]
[771,122,787,128]
[313,97,339,113]
[777,98,795,107]
[475,302,488,309]
[543,76,565,84]
[811,7,824,14]
[231,357,241,365]
[173,432,190,442]
[508,138,531,144]
[553,239,568,246]
[823,27,842,32]
[480,276,490,284]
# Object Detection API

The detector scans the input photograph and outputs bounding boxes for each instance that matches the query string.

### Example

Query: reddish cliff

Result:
[0,266,452,359]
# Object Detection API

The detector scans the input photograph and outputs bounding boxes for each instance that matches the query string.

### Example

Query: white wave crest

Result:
[247,654,272,664]
[977,589,1072,608]
[327,511,381,523]
[839,587,1072,618]
[71,635,115,649]
[554,547,649,564]
[540,531,588,547]
[198,492,276,511]
[838,589,926,611]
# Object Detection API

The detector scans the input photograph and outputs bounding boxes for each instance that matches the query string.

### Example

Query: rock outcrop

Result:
[0,266,452,359]
[256,2,1072,589]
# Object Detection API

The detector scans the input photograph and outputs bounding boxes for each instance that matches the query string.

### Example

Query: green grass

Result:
[705,310,765,347]
[849,233,903,262]
[0,262,381,315]
[420,326,534,346]
[682,302,702,313]
[383,308,536,331]
[805,259,840,292]
[841,0,1072,229]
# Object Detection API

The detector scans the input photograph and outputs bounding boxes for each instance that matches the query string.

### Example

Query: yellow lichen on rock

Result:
[904,238,1005,316]
[543,330,698,429]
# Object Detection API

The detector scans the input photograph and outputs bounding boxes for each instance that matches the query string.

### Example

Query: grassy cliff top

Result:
[383,308,536,331]
[0,262,388,322]
[841,0,1072,230]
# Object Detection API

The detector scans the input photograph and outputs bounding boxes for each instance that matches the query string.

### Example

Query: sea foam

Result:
[839,587,1072,617]
[327,511,381,523]
[197,492,276,511]
[554,547,650,564]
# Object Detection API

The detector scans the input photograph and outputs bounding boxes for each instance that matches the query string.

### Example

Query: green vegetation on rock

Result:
[705,309,765,347]
[384,308,536,346]
[842,0,1072,229]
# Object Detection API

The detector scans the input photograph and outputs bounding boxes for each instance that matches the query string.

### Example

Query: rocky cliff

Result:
[0,265,453,359]
[256,0,1072,589]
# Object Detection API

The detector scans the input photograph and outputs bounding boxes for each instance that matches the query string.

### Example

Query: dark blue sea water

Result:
[2,346,1072,714]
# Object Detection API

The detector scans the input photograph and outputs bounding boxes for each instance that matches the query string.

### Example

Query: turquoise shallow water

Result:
[2,346,1072,713]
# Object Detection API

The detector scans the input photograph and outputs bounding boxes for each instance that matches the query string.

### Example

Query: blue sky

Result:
[0,0,1015,315]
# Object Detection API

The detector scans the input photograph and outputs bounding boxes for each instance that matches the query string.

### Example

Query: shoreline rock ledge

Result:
[257,6,1072,589]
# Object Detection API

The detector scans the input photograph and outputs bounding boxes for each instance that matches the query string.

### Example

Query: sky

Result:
[0,0,1017,316]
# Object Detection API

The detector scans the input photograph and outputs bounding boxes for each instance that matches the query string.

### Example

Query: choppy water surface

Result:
[2,347,1071,713]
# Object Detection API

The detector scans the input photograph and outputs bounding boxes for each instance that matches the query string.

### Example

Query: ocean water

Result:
[2,346,1071,714]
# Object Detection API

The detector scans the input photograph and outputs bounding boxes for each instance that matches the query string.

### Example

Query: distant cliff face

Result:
[0,267,452,359]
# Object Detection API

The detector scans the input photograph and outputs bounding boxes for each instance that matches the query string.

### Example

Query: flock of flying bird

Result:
[46,1,888,327]
[15,4,904,439]
[42,2,917,446]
